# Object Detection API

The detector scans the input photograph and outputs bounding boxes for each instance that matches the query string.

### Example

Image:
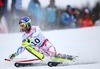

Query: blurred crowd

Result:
[0,0,100,33]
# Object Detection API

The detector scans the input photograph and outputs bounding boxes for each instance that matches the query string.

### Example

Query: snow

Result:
[0,26,100,69]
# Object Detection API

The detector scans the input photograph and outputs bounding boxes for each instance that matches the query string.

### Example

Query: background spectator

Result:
[3,0,8,15]
[78,8,93,28]
[0,0,3,21]
[72,8,80,28]
[61,5,76,28]
[0,0,8,16]
[94,13,100,26]
[8,0,24,32]
[11,0,16,12]
[0,0,8,33]
[45,0,57,30]
[0,16,8,33]
[60,5,76,28]
[11,0,23,16]
[28,0,45,30]
[28,0,43,25]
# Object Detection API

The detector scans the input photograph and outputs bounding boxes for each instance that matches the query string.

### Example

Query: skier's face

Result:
[21,27,27,32]
[19,23,26,29]
[19,23,28,32]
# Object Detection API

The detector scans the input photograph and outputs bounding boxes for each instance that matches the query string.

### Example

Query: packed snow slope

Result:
[0,26,100,69]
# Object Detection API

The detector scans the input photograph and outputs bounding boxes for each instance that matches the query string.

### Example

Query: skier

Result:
[8,17,73,61]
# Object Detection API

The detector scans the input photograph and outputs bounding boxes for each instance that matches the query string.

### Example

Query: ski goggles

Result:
[19,20,31,28]
[19,22,29,28]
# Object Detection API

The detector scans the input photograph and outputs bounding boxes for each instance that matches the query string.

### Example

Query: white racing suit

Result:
[12,26,57,60]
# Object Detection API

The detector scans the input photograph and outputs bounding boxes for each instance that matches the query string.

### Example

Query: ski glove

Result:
[22,38,32,47]
[9,53,18,59]
[22,41,29,47]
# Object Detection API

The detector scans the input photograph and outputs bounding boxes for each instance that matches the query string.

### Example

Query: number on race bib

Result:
[35,38,40,43]
[31,38,40,46]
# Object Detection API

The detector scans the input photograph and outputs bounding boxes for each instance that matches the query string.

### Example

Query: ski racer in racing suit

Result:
[9,17,73,61]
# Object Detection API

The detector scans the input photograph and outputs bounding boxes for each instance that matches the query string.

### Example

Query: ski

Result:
[5,58,40,62]
[15,62,33,67]
[48,61,62,67]
[14,62,47,67]
[47,61,98,67]
[5,56,98,67]
[14,60,98,67]
[13,55,78,67]
[47,55,98,67]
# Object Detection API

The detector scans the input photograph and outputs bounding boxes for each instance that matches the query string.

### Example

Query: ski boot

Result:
[54,53,74,60]
[54,53,67,59]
